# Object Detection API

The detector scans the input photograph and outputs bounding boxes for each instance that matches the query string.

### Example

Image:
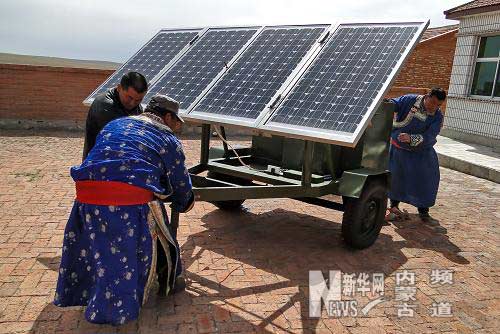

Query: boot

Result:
[419,211,439,226]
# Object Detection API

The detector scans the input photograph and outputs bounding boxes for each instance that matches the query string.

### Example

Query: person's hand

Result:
[398,133,411,143]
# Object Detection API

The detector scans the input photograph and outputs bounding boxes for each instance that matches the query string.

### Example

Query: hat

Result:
[147,94,184,123]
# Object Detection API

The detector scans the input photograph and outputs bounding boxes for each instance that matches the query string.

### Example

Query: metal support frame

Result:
[189,138,342,203]
[302,141,314,187]
[207,160,301,185]
[192,181,337,202]
[185,97,393,220]
[200,124,211,165]
[220,126,229,157]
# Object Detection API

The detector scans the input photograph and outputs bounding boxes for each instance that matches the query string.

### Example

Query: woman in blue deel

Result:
[386,87,446,224]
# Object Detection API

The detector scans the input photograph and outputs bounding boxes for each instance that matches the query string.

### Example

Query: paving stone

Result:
[0,131,498,333]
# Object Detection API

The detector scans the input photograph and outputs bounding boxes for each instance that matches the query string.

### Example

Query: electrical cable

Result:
[212,125,268,172]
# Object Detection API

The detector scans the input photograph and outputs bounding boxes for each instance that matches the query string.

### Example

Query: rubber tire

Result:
[207,171,248,210]
[342,180,387,249]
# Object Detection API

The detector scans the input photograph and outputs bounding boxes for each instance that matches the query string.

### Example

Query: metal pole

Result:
[200,124,211,165]
[302,141,314,187]
[220,126,229,157]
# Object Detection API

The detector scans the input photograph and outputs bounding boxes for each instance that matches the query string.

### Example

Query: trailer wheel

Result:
[342,179,387,249]
[207,172,248,210]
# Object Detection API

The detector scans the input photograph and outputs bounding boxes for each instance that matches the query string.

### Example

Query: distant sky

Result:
[0,0,465,62]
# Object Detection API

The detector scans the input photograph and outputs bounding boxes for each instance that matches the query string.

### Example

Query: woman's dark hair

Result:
[120,72,148,93]
[429,87,447,101]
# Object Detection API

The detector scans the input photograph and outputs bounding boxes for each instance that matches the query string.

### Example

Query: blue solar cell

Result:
[266,24,420,134]
[144,28,258,109]
[191,26,326,120]
[86,30,200,101]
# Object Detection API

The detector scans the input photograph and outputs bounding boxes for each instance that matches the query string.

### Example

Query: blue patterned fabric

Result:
[388,94,443,208]
[54,115,193,325]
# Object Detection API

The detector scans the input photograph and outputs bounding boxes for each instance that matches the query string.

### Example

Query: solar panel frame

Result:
[143,26,263,113]
[83,27,204,106]
[183,24,331,128]
[258,21,429,147]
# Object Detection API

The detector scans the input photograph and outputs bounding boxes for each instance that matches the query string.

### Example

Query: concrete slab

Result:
[436,135,500,183]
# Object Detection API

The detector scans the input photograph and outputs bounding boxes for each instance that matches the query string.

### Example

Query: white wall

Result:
[444,10,500,143]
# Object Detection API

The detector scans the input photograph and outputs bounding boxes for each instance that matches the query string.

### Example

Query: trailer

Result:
[172,100,396,249]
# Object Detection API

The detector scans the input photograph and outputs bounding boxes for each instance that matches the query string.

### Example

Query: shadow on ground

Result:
[30,205,467,333]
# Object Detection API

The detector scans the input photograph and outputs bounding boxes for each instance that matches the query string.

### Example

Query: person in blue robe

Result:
[54,95,194,325]
[387,88,446,223]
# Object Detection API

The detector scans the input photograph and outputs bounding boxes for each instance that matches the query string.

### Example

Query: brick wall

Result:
[0,64,113,129]
[387,30,458,112]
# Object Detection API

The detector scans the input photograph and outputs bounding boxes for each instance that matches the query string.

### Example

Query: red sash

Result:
[76,180,154,205]
[390,138,409,151]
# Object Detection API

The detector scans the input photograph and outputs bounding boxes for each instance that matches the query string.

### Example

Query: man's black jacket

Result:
[82,88,143,160]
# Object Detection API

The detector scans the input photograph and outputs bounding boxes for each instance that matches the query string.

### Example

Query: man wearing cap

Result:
[54,95,193,325]
[83,71,148,159]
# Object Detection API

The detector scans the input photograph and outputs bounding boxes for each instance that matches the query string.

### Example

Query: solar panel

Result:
[84,29,201,104]
[261,23,426,146]
[188,25,328,125]
[143,27,260,111]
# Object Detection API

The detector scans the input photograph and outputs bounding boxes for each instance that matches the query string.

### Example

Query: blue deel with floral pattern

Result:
[54,115,193,325]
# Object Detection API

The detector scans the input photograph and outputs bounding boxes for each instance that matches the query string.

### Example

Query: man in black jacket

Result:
[82,71,148,159]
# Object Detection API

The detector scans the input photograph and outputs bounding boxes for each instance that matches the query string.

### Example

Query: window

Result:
[470,35,500,98]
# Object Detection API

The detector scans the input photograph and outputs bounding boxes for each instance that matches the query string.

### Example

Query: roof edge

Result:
[421,28,459,42]
[444,0,477,15]
[0,52,121,70]
[445,3,500,19]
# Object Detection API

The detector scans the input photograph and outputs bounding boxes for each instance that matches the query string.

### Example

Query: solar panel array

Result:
[85,29,201,102]
[85,22,427,146]
[190,26,327,122]
[144,28,259,110]
[264,24,420,136]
